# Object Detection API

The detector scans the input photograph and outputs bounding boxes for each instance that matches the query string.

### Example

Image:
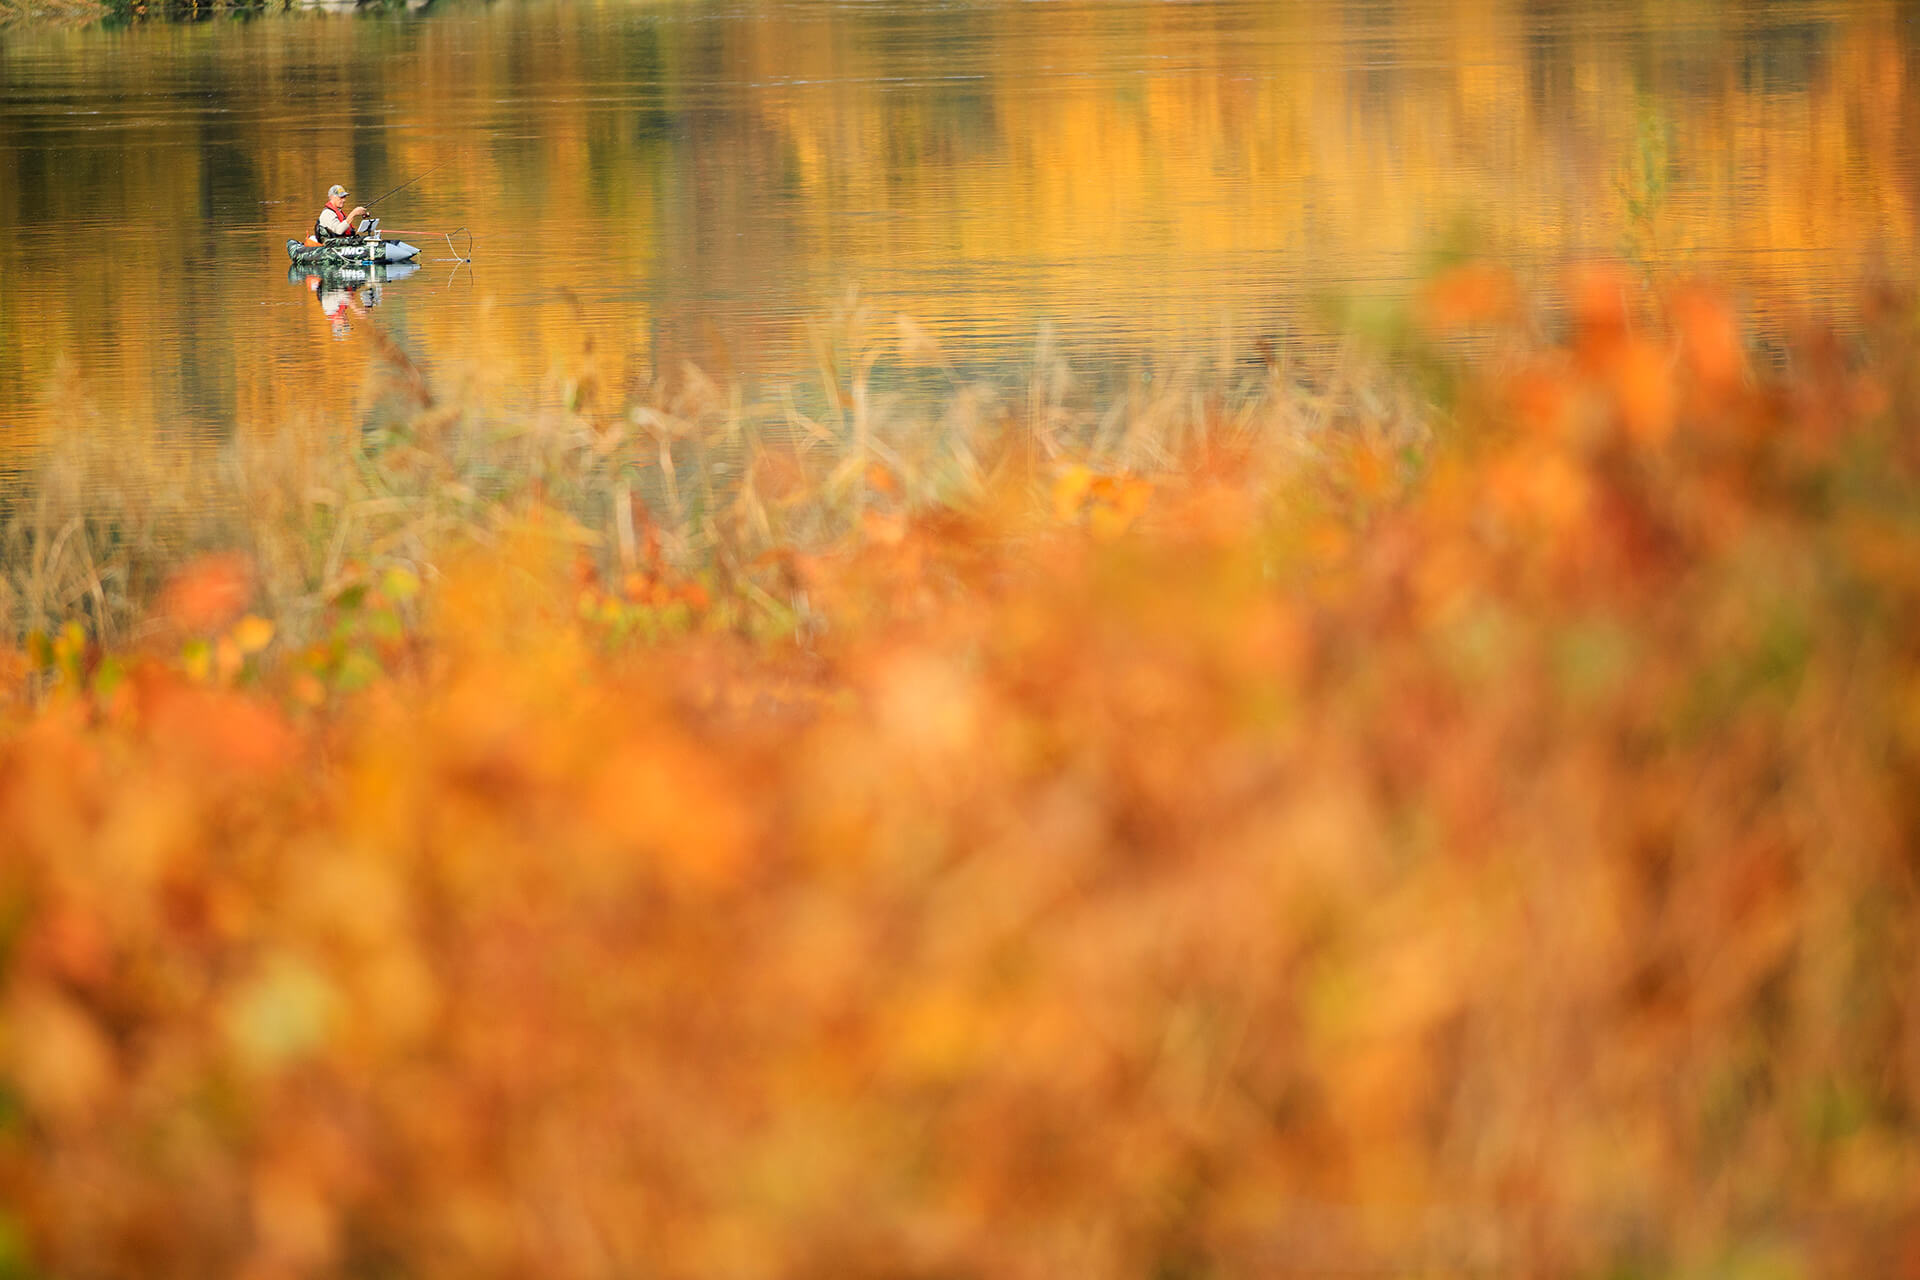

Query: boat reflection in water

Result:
[287,261,420,340]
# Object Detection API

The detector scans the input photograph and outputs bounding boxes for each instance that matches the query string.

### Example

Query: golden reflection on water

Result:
[0,0,1913,452]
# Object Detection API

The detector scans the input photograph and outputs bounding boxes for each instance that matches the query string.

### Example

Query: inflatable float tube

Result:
[287,235,420,268]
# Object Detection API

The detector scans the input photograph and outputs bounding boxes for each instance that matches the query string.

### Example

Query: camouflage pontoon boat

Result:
[286,218,420,268]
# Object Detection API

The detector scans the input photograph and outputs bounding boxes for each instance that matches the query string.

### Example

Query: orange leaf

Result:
[160,553,252,634]
[865,462,900,495]
[1671,286,1744,392]
[1616,339,1677,449]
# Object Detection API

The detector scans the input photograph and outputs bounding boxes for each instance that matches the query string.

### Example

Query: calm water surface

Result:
[0,0,1915,450]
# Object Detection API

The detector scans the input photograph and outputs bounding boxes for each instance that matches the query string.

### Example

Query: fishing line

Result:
[443,229,475,290]
[438,227,474,264]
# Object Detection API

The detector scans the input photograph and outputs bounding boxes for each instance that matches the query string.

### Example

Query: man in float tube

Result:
[309,184,370,245]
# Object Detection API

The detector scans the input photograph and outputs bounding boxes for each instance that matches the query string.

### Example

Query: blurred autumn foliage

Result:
[5,272,1920,1278]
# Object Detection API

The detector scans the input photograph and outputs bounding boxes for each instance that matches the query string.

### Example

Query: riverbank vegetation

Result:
[1,0,424,26]
[4,269,1920,1276]
[0,0,101,26]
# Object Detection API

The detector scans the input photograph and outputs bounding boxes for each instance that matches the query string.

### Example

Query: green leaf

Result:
[181,638,213,682]
[90,657,126,702]
[333,648,383,693]
[364,609,405,642]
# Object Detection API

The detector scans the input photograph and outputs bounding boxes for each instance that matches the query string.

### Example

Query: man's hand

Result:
[348,205,369,224]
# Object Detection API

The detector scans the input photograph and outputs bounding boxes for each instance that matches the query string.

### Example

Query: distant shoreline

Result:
[0,0,104,26]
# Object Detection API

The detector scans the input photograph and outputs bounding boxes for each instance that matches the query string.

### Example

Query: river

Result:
[0,0,1914,454]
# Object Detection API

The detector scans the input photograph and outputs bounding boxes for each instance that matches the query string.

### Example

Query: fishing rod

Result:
[363,161,449,212]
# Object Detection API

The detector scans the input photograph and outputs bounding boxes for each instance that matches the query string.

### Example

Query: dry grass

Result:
[1,291,1417,652]
[2,270,1919,1278]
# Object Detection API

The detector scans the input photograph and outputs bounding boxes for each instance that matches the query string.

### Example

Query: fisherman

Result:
[312,184,370,243]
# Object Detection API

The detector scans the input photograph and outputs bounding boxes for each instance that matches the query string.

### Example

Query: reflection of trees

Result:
[0,0,1912,446]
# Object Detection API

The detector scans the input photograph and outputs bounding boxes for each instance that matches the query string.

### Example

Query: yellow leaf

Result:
[223,954,337,1072]
[381,565,421,602]
[231,614,276,656]
[1052,465,1093,522]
